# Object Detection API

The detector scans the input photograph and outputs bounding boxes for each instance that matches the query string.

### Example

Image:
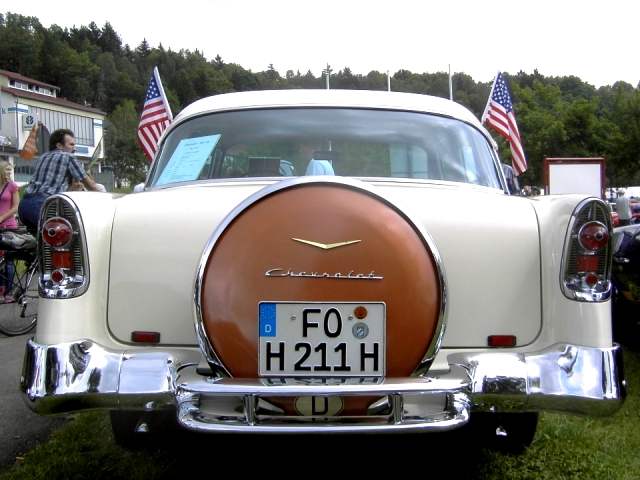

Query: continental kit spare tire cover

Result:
[198,179,444,385]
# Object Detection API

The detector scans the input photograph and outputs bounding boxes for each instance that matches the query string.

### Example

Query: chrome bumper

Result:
[21,339,625,433]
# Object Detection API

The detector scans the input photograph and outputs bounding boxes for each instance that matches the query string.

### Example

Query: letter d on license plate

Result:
[259,302,385,377]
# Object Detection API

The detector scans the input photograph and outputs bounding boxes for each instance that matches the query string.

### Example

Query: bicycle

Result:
[0,229,38,336]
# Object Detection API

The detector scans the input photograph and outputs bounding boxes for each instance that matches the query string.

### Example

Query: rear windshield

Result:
[149,108,501,188]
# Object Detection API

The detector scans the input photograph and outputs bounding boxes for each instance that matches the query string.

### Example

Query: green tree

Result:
[135,39,151,57]
[0,13,43,76]
[97,22,122,54]
[365,70,387,91]
[334,67,361,89]
[104,99,147,186]
[257,64,282,89]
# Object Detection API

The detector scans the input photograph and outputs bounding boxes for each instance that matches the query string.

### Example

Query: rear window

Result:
[149,108,501,189]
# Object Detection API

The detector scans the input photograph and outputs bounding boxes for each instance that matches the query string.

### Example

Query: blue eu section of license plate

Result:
[258,302,385,377]
[259,302,277,337]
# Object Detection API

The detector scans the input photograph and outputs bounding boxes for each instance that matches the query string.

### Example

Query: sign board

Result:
[22,113,36,130]
[543,157,605,199]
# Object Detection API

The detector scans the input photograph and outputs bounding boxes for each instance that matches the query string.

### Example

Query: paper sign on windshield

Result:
[156,134,220,185]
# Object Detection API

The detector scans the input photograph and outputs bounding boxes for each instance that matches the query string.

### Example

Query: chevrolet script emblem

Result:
[291,238,362,250]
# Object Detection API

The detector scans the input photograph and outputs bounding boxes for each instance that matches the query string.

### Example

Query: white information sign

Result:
[156,134,220,185]
[548,163,602,198]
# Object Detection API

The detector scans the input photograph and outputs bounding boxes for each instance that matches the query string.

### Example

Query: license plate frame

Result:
[258,301,386,377]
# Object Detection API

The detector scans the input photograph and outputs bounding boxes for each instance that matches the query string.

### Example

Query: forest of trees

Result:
[1,12,639,187]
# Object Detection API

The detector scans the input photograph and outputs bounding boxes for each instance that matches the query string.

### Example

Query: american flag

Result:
[481,72,527,176]
[138,66,172,162]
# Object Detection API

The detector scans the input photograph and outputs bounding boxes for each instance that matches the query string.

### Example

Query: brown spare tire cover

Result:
[199,181,443,380]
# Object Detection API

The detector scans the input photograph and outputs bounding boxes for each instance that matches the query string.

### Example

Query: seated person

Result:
[224,166,246,178]
[279,160,295,176]
[248,156,281,177]
[305,150,336,176]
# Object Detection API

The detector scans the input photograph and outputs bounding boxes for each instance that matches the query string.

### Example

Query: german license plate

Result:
[259,302,385,377]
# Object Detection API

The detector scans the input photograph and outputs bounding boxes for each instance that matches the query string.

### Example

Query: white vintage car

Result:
[21,89,625,451]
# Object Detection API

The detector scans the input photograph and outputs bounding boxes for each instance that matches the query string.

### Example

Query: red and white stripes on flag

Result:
[138,66,173,162]
[481,72,527,176]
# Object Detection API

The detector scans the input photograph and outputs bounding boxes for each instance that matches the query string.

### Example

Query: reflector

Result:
[488,335,517,347]
[576,255,599,272]
[51,270,65,284]
[585,273,599,287]
[131,331,161,343]
[52,251,72,269]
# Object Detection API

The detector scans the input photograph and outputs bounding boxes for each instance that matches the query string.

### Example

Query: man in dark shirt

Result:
[18,128,100,232]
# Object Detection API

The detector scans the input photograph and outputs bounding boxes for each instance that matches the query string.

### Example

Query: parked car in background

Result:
[632,201,640,220]
[612,223,640,343]
[21,90,625,452]
[623,186,640,199]
[610,199,640,227]
[612,211,620,227]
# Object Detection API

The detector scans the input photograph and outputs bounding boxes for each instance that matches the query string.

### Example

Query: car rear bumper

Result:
[21,339,625,433]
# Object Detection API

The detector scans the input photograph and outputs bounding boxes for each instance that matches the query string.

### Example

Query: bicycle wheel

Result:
[0,257,38,336]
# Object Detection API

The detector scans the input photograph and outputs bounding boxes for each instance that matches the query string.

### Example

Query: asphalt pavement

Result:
[0,332,67,469]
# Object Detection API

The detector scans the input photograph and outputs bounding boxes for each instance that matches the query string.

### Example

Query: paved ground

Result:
[0,332,67,469]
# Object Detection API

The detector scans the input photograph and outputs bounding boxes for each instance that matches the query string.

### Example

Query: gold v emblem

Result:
[291,238,362,250]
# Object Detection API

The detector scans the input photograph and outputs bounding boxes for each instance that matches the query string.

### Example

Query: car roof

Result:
[173,89,492,141]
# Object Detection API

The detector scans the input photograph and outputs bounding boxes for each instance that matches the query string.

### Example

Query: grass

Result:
[1,347,638,480]
[476,344,640,480]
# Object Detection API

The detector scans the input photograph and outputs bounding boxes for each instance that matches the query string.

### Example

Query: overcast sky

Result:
[6,0,639,88]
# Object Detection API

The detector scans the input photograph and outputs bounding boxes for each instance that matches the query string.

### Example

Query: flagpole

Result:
[448,64,453,101]
[87,136,103,175]
[153,66,173,121]
[14,99,19,151]
[387,70,391,92]
[481,71,500,123]
[323,63,332,90]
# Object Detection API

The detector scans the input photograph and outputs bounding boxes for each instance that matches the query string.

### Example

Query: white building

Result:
[0,69,106,183]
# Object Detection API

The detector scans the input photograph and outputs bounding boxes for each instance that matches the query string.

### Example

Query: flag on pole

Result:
[86,136,103,175]
[481,72,527,176]
[19,122,39,160]
[137,66,173,162]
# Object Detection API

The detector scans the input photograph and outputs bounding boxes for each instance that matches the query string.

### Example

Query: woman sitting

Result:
[0,160,20,302]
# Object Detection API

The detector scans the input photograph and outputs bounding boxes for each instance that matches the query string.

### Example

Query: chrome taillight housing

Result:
[561,198,612,302]
[38,196,89,298]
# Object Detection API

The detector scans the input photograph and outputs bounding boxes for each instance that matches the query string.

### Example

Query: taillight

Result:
[38,196,89,298]
[42,218,73,248]
[561,199,612,302]
[578,222,609,251]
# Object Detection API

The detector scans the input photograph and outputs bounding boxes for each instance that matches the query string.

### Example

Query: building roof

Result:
[0,69,60,90]
[1,86,105,116]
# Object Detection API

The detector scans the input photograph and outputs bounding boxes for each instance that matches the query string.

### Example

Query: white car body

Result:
[22,90,625,448]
